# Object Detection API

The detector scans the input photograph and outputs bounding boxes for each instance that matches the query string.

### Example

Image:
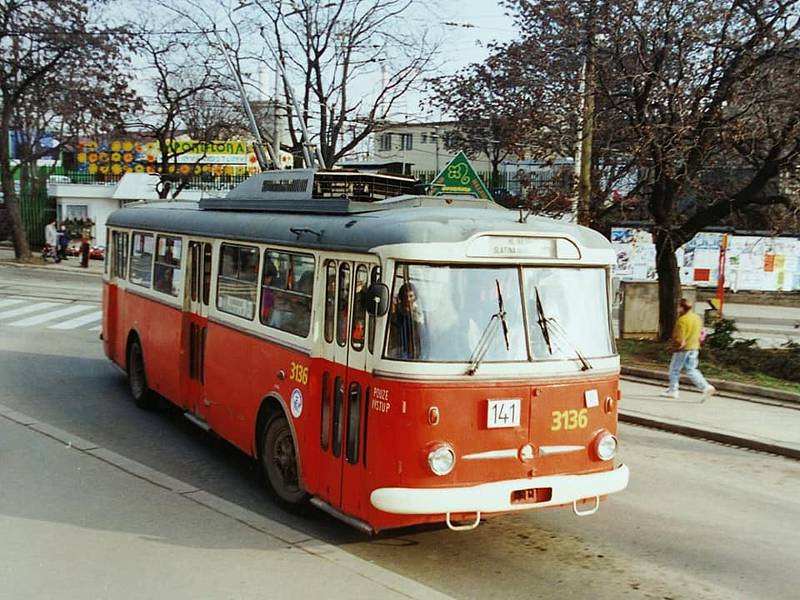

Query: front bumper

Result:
[370,464,630,515]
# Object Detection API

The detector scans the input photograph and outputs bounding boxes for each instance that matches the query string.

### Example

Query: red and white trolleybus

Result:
[102,169,629,533]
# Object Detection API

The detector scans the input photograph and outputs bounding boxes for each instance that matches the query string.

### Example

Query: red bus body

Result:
[102,173,628,533]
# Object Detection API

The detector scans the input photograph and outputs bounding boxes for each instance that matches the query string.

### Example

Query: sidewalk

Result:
[0,404,452,600]
[619,370,800,460]
[0,244,104,276]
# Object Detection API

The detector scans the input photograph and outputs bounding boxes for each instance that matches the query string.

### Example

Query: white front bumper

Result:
[370,464,630,515]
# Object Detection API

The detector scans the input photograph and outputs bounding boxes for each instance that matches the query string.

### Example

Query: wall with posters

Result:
[611,228,800,291]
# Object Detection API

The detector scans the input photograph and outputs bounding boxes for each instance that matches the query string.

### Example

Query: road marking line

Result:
[10,304,95,327]
[0,298,26,310]
[89,325,102,331]
[48,310,102,329]
[0,302,60,320]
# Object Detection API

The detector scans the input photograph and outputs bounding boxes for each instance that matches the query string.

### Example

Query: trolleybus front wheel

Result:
[261,414,308,506]
[127,338,157,410]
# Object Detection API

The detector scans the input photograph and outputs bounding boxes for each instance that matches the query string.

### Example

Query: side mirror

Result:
[365,282,390,317]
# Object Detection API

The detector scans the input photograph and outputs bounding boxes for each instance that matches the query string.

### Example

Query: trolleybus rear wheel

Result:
[127,338,156,410]
[261,414,308,506]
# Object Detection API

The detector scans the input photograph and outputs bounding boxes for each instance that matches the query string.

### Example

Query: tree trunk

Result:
[0,115,32,260]
[653,228,680,342]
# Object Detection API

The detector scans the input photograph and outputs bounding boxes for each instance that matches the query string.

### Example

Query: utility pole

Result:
[272,69,281,168]
[433,125,440,174]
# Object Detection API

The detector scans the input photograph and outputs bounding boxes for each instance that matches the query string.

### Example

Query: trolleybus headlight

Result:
[593,431,618,461]
[428,444,456,476]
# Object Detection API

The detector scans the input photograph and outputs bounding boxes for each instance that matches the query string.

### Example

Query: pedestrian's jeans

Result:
[668,350,710,392]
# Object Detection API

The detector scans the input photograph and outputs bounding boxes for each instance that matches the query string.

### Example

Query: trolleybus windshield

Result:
[385,263,613,363]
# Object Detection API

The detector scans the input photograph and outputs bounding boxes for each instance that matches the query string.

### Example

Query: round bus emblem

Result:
[290,388,303,418]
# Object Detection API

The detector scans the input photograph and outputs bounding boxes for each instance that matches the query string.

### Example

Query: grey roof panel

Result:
[106,197,611,253]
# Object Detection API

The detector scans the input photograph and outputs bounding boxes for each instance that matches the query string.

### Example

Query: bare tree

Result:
[498,0,800,339]
[236,0,439,168]
[126,30,245,199]
[0,0,138,259]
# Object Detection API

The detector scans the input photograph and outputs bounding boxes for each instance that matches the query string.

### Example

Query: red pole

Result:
[716,233,728,317]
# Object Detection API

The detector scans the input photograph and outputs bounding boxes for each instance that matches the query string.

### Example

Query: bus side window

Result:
[130,232,154,288]
[202,243,212,306]
[324,261,336,343]
[216,243,259,320]
[153,235,182,297]
[260,250,315,337]
[367,266,381,353]
[112,231,128,280]
[337,263,351,347]
[351,265,368,351]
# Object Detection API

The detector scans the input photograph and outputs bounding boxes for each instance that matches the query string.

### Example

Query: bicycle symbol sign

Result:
[446,163,471,185]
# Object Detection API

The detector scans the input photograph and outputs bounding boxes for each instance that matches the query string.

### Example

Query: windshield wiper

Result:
[534,287,553,354]
[545,316,593,371]
[496,279,510,351]
[466,279,510,376]
[534,287,591,370]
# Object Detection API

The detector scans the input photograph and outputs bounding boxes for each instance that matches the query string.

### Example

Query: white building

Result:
[372,121,493,175]
[47,173,203,248]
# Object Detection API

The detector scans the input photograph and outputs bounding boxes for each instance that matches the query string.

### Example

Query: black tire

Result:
[261,414,308,506]
[127,338,157,410]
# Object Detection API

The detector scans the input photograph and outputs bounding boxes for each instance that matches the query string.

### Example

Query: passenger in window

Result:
[352,277,367,345]
[388,282,425,359]
[154,267,173,294]
[261,262,278,323]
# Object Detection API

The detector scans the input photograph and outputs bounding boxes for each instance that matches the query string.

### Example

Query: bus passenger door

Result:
[317,259,351,508]
[182,241,212,419]
[338,262,374,518]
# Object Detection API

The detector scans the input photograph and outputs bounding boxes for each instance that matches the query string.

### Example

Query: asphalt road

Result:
[2,264,799,600]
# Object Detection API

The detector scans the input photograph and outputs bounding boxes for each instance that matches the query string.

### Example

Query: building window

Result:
[400,133,413,151]
[65,205,89,220]
[421,133,428,144]
[217,243,259,319]
[378,133,392,152]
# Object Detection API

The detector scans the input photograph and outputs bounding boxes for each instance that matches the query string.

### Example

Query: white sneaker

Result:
[659,389,678,399]
[702,386,716,398]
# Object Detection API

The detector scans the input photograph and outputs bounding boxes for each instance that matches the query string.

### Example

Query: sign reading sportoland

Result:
[431,151,492,200]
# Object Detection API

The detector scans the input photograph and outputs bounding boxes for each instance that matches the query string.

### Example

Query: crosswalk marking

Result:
[10,304,95,327]
[0,298,25,310]
[48,310,102,330]
[0,302,60,320]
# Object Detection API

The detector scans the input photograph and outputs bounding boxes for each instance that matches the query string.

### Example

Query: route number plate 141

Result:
[487,399,521,429]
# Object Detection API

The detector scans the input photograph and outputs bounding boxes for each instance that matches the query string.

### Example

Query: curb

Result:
[0,258,103,277]
[621,365,800,405]
[620,412,800,460]
[0,403,454,600]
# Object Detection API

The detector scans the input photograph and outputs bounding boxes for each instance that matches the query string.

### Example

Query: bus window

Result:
[130,232,154,288]
[260,250,315,337]
[345,382,361,464]
[351,265,368,351]
[216,243,259,319]
[336,263,351,347]
[202,243,212,306]
[332,376,344,457]
[367,266,381,353]
[112,231,128,280]
[153,235,182,297]
[324,261,336,343]
[320,372,331,450]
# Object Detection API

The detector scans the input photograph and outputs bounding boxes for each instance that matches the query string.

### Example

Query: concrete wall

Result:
[620,281,697,339]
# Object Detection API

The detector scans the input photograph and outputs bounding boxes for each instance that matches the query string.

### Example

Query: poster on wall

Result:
[611,229,799,291]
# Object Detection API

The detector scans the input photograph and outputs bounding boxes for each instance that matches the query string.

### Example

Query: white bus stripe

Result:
[48,310,102,330]
[0,302,59,320]
[0,298,25,310]
[10,304,96,327]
